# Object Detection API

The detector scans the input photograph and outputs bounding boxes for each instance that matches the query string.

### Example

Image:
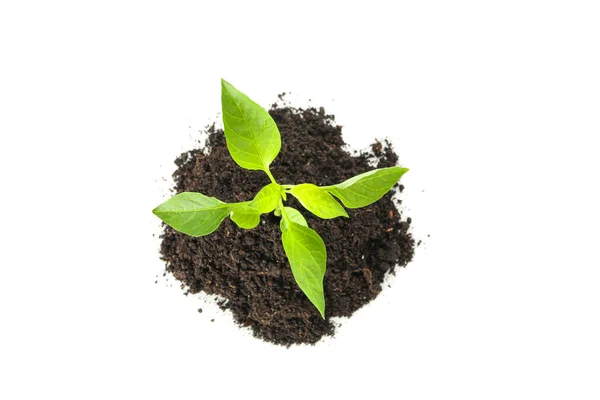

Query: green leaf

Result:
[280,207,308,230]
[153,192,233,236]
[250,183,281,213]
[289,184,348,219]
[281,221,327,318]
[324,166,409,208]
[230,204,261,229]
[221,79,281,173]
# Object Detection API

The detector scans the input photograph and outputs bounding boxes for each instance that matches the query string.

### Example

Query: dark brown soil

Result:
[159,103,415,346]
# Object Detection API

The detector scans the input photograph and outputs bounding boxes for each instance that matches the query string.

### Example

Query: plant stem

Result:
[279,199,289,221]
[265,169,277,184]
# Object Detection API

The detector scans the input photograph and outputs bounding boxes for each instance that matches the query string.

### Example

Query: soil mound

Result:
[159,104,414,346]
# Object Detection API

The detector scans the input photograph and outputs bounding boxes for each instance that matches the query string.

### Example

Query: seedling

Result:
[153,79,409,318]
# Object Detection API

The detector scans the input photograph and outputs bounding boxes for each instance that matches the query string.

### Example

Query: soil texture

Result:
[159,103,415,346]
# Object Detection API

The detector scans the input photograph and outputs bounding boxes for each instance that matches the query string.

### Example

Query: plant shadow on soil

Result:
[159,102,415,346]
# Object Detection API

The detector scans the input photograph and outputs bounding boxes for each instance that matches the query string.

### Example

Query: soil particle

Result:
[159,104,414,346]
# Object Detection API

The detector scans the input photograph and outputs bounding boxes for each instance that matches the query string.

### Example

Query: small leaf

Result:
[250,183,281,213]
[281,221,327,318]
[285,207,308,227]
[324,166,409,208]
[153,192,233,236]
[289,184,348,219]
[221,79,281,173]
[280,207,308,230]
[230,204,261,229]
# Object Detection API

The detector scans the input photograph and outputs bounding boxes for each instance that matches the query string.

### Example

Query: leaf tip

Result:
[313,303,325,319]
[393,166,409,180]
[221,78,232,91]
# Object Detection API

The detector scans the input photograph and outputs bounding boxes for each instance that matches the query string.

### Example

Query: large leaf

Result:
[324,166,409,208]
[289,184,348,219]
[280,221,327,318]
[153,192,233,236]
[250,183,281,213]
[230,204,261,229]
[221,79,281,173]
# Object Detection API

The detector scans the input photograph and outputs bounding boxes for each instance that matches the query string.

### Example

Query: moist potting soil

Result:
[159,103,415,346]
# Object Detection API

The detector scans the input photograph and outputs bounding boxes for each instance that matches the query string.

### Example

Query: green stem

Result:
[278,198,289,222]
[229,200,251,209]
[265,169,277,185]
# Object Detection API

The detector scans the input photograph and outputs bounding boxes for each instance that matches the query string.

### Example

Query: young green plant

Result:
[153,79,409,318]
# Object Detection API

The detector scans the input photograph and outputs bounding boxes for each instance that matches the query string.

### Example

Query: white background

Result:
[1,1,599,399]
